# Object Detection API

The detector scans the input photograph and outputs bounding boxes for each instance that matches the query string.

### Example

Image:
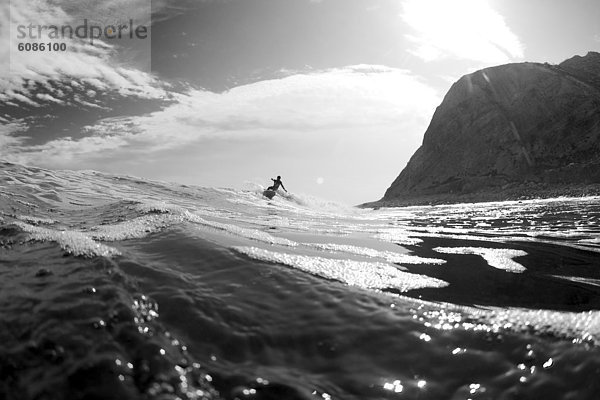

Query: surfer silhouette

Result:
[267,176,287,192]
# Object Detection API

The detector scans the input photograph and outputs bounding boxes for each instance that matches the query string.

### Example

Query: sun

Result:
[401,0,524,64]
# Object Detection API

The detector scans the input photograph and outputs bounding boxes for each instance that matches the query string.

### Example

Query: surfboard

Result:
[263,189,277,199]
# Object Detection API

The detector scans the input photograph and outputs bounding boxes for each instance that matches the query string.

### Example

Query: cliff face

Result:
[382,52,600,204]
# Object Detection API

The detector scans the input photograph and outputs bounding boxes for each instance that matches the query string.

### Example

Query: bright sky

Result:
[1,0,599,204]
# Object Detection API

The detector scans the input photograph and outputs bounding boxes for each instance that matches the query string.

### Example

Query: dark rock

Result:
[375,52,600,207]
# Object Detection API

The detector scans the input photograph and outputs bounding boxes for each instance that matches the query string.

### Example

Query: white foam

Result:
[415,300,600,345]
[434,247,527,273]
[283,192,358,215]
[375,229,423,246]
[17,215,57,225]
[525,230,592,239]
[578,236,600,245]
[85,208,298,247]
[15,221,121,258]
[486,308,600,344]
[234,246,448,292]
[184,211,298,247]
[392,229,600,255]
[309,243,446,265]
[135,201,182,214]
[90,214,178,241]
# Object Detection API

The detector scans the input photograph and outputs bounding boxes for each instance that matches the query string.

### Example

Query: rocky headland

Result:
[365,52,600,207]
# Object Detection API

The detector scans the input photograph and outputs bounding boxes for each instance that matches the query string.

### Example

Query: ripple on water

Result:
[233,246,448,292]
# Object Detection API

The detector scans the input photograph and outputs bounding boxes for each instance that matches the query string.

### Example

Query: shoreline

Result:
[360,183,600,208]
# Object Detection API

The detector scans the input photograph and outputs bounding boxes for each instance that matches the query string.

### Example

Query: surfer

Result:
[267,176,287,192]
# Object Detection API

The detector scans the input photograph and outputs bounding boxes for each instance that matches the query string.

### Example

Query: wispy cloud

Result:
[401,0,524,64]
[0,121,28,148]
[35,93,65,105]
[1,66,440,169]
[0,0,167,111]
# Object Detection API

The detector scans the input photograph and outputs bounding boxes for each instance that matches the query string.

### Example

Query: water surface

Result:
[1,162,600,399]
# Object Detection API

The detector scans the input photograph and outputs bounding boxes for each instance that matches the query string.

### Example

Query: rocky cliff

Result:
[376,52,600,206]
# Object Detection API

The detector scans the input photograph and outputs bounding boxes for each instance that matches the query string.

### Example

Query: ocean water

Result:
[1,161,600,400]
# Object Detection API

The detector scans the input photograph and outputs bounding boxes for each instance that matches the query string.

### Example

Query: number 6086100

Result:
[17,42,67,52]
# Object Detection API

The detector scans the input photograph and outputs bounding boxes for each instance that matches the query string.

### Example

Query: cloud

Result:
[1,65,440,168]
[0,122,28,148]
[161,64,437,133]
[35,93,65,105]
[401,0,524,64]
[52,0,153,25]
[0,0,166,110]
[5,90,41,107]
